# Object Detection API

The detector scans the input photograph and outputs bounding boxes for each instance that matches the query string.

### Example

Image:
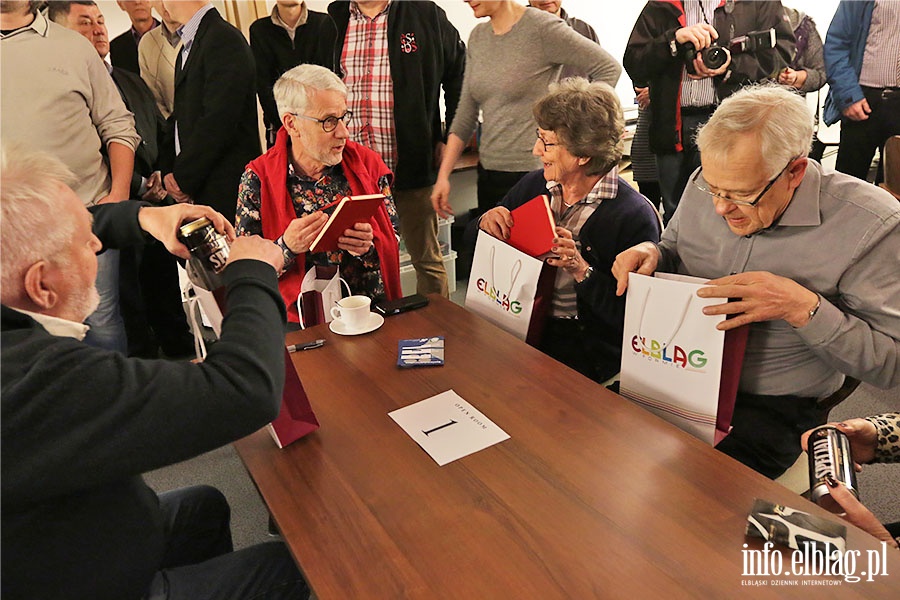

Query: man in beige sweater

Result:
[138,0,181,118]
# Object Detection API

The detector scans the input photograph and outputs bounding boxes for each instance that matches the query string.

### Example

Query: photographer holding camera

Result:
[624,0,793,224]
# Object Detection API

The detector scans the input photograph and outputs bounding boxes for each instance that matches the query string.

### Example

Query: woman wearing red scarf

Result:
[236,64,401,324]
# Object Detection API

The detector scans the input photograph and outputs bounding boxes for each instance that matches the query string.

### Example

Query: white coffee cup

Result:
[330,295,372,330]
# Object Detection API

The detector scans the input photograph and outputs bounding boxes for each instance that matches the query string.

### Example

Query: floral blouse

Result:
[235,161,398,300]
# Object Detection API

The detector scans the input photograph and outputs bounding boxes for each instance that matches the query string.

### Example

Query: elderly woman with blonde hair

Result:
[480,78,661,384]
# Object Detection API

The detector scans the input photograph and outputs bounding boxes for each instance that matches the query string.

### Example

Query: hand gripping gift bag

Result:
[465,230,555,344]
[619,273,748,445]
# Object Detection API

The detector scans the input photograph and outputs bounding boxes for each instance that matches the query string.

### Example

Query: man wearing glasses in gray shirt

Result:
[613,84,900,480]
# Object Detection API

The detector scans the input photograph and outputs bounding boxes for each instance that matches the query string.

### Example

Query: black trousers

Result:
[475,164,529,216]
[537,317,619,385]
[145,485,307,599]
[120,239,192,357]
[836,86,900,184]
[715,392,822,479]
[656,110,712,224]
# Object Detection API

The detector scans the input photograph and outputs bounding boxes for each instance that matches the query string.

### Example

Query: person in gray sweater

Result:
[431,0,620,220]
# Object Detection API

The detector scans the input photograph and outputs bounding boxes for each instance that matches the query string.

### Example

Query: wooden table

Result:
[234,296,899,598]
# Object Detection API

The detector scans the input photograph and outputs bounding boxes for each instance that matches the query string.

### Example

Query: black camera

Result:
[678,27,775,75]
[679,42,730,75]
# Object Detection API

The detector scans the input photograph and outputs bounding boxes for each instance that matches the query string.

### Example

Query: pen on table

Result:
[287,339,325,353]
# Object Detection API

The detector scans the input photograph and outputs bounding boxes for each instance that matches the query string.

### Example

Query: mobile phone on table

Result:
[373,294,429,316]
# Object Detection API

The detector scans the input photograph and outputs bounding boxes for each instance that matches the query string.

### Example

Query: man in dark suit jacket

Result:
[161,1,261,222]
[110,66,197,358]
[110,0,159,73]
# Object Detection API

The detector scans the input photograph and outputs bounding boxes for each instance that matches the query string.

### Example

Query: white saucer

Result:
[329,312,384,336]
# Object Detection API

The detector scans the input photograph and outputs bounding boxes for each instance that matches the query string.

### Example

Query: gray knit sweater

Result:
[449,8,621,172]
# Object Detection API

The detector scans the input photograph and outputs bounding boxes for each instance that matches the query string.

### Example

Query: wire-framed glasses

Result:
[690,156,798,207]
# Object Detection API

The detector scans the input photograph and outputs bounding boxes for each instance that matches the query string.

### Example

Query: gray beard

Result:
[72,285,101,324]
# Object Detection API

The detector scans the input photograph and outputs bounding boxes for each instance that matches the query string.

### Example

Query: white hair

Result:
[0,143,78,299]
[273,64,347,122]
[695,84,814,179]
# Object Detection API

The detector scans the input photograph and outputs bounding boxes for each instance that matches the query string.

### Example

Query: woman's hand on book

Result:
[283,212,329,254]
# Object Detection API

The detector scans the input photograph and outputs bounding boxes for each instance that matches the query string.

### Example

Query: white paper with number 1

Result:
[389,390,510,466]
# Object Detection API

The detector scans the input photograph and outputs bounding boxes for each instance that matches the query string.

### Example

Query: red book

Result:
[506,195,556,257]
[309,194,385,253]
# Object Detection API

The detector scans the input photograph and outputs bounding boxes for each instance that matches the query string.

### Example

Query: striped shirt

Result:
[859,0,900,88]
[342,1,398,171]
[680,0,717,108]
[176,3,214,66]
[546,167,619,317]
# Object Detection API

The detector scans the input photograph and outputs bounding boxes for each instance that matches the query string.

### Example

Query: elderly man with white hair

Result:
[0,143,309,599]
[235,63,401,326]
[613,84,900,479]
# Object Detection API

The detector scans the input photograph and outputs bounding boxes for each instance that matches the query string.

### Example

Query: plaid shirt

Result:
[546,167,619,317]
[341,2,398,171]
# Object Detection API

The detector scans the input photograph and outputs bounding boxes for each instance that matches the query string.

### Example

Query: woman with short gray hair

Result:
[479,78,661,384]
[533,78,625,179]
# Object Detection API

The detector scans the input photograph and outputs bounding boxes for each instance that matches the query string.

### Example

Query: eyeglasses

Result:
[691,156,799,207]
[291,110,353,133]
[535,129,559,152]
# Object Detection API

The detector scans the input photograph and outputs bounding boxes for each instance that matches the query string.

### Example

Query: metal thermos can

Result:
[179,217,230,290]
[808,425,859,512]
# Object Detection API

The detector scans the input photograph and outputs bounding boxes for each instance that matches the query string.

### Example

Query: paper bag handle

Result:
[636,283,694,352]
[186,295,208,361]
[488,245,522,297]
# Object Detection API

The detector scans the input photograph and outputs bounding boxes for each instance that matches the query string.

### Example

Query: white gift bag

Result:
[619,272,747,445]
[179,262,224,361]
[297,266,350,329]
[465,230,552,342]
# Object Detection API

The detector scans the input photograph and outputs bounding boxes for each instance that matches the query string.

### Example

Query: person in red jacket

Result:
[236,63,401,325]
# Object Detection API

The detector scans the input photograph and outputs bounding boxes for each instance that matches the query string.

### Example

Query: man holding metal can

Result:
[1,143,308,599]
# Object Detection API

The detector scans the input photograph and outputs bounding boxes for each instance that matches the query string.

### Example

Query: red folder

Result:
[309,194,385,253]
[506,195,556,257]
[267,348,320,448]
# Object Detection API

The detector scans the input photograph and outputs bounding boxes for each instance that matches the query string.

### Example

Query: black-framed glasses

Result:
[691,156,799,207]
[535,128,559,152]
[291,110,353,133]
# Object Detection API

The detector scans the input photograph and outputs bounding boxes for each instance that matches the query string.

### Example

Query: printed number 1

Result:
[422,420,457,436]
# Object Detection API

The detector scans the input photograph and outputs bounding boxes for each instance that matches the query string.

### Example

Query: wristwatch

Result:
[577,265,594,284]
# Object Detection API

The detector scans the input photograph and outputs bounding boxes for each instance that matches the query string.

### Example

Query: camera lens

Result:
[702,46,728,70]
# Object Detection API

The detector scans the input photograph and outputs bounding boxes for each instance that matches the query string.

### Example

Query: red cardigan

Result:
[247,128,401,323]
